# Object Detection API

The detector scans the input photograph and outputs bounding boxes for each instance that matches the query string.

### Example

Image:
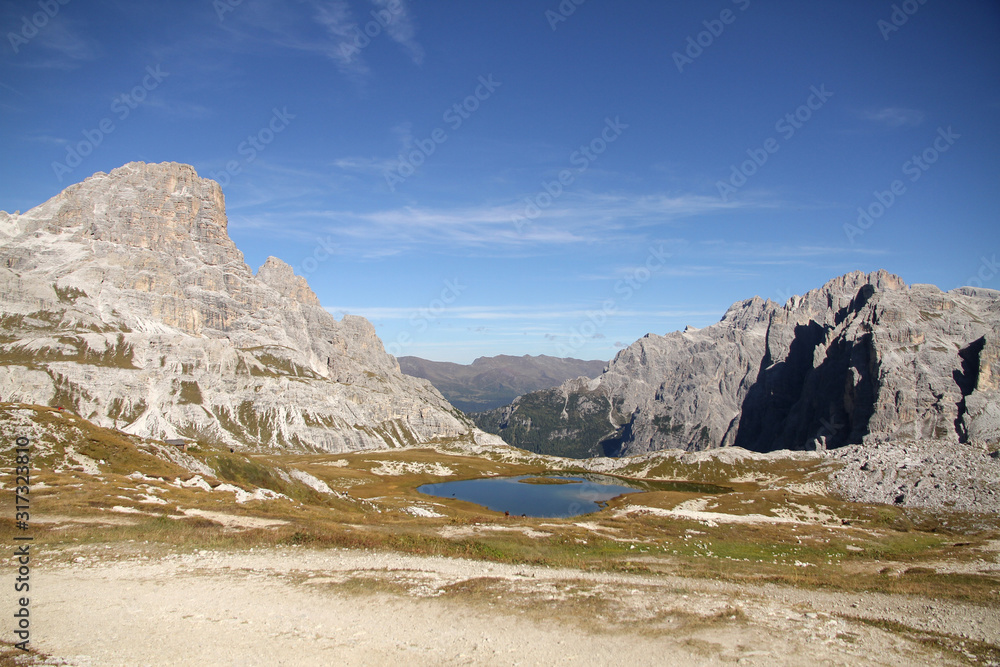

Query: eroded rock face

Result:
[0,162,469,451]
[477,271,1000,456]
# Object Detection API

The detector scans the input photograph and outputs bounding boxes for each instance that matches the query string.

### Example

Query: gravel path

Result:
[4,546,996,666]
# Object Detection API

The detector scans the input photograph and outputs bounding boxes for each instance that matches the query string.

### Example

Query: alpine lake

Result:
[418,473,731,518]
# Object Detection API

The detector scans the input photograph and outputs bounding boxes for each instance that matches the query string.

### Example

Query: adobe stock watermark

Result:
[294,236,338,278]
[716,84,833,202]
[214,0,406,64]
[51,65,169,182]
[964,253,999,290]
[774,287,796,307]
[545,0,587,31]
[554,244,671,357]
[673,0,751,74]
[338,0,409,64]
[383,75,502,192]
[213,0,243,21]
[844,126,959,244]
[210,107,295,188]
[6,0,71,54]
[384,279,466,357]
[878,0,929,41]
[511,116,628,232]
[812,413,844,451]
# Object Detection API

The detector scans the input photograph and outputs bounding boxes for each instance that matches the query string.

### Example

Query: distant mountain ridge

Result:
[0,162,471,451]
[398,354,607,413]
[473,271,1000,458]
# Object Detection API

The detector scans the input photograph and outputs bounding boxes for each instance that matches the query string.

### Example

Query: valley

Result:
[398,354,606,413]
[0,162,997,665]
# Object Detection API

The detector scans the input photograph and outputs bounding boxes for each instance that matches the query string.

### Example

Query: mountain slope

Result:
[474,271,1000,457]
[398,354,606,413]
[0,162,470,452]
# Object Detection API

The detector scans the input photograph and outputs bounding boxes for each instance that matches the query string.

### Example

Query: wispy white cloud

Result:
[282,192,757,252]
[333,122,413,174]
[710,241,891,260]
[285,0,424,77]
[22,134,68,146]
[327,304,721,321]
[389,121,413,148]
[369,0,424,65]
[211,0,423,79]
[0,81,25,97]
[333,156,399,174]
[204,159,356,213]
[14,18,100,70]
[309,0,370,77]
[140,98,214,120]
[862,107,925,128]
[570,241,890,284]
[229,193,771,258]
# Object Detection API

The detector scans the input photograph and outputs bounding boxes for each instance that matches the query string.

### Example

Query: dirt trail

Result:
[4,546,996,666]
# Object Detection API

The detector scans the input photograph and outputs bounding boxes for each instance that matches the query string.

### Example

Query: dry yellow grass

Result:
[3,403,999,606]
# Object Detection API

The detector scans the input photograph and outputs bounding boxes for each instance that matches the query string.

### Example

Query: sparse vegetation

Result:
[473,388,629,458]
[844,616,1000,665]
[3,402,998,611]
[2,402,998,664]
[178,380,203,405]
[0,640,57,666]
[517,476,579,485]
[54,284,88,304]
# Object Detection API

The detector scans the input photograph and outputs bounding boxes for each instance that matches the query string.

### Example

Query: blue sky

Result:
[1,0,998,363]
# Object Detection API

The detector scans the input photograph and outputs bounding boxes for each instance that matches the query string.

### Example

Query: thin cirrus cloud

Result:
[308,0,424,76]
[214,0,423,79]
[239,192,757,254]
[332,156,400,174]
[326,304,723,321]
[8,17,100,70]
[862,107,926,128]
[22,134,69,146]
[331,121,414,174]
[309,0,371,77]
[368,0,424,65]
[713,242,890,261]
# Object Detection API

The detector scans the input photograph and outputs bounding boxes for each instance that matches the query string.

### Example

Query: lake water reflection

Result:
[418,473,723,518]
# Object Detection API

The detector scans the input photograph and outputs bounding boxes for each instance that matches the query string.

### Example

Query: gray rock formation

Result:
[0,162,469,451]
[477,271,1000,457]
[827,439,1000,515]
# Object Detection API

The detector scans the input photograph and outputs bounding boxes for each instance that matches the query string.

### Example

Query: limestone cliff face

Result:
[475,271,1000,457]
[0,162,468,451]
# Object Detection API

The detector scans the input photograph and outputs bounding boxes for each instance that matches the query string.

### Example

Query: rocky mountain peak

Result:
[256,257,321,307]
[818,269,904,296]
[0,162,470,452]
[2,161,238,276]
[476,271,1000,458]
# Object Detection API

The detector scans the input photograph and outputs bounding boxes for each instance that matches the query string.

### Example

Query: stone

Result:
[827,439,1000,514]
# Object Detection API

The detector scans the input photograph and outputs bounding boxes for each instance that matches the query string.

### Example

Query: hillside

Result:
[398,354,606,413]
[474,271,1000,458]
